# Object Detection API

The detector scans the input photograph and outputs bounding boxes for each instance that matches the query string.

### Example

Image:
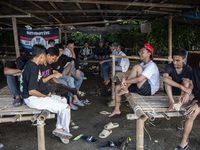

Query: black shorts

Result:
[128,80,151,96]
[163,86,181,95]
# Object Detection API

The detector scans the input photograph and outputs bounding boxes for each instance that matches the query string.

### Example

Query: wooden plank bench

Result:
[114,71,193,150]
[0,86,55,150]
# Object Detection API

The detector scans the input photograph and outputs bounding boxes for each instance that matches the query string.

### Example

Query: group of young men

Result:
[4,41,200,149]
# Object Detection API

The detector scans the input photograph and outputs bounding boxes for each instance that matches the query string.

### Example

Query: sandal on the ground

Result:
[118,137,131,150]
[174,145,189,150]
[70,105,78,110]
[104,122,119,130]
[52,130,73,139]
[60,137,70,144]
[73,101,85,107]
[99,140,118,149]
[99,129,112,138]
[81,135,97,143]
[80,99,91,105]
[13,98,22,107]
[99,111,111,115]
[78,91,86,97]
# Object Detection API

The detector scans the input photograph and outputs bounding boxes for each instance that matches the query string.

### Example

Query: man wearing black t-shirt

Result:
[20,45,72,144]
[163,49,193,111]
[4,56,28,106]
[175,67,200,150]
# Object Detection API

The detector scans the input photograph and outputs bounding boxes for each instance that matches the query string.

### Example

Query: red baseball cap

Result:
[144,44,154,60]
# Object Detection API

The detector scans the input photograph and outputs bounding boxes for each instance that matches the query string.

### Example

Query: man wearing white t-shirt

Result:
[109,44,160,117]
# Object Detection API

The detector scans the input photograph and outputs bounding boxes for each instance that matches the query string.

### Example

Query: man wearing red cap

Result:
[109,44,160,117]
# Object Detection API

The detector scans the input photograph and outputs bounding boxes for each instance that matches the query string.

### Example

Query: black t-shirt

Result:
[20,60,49,99]
[5,61,17,69]
[94,46,107,56]
[164,63,192,84]
[39,64,53,78]
[52,55,79,73]
[190,67,200,106]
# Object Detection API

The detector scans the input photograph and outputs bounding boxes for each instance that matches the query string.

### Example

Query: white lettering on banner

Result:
[26,31,50,35]
[20,39,31,45]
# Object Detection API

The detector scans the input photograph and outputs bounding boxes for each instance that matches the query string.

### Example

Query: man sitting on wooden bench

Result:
[4,55,29,107]
[109,44,160,117]
[20,45,72,144]
[163,49,193,111]
[175,67,200,150]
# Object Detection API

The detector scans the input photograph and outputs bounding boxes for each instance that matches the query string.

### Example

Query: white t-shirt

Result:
[63,47,72,57]
[112,50,130,72]
[140,60,160,95]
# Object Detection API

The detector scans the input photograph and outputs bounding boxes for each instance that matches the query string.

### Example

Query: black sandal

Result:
[13,98,22,107]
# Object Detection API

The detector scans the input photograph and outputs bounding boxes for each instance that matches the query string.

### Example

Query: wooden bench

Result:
[114,70,193,150]
[0,86,55,150]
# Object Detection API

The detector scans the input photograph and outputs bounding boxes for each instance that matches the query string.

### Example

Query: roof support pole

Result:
[59,28,61,42]
[65,32,67,43]
[168,15,173,61]
[12,17,20,58]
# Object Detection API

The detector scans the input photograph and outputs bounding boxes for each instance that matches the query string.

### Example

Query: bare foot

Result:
[179,142,188,150]
[109,110,121,117]
[55,128,64,132]
[118,88,129,96]
[104,80,110,85]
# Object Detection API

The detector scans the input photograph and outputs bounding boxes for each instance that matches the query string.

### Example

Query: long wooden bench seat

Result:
[114,71,193,150]
[0,86,55,150]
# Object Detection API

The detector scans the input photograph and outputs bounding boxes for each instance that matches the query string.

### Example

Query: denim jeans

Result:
[79,54,94,60]
[57,75,76,104]
[101,61,122,81]
[71,70,84,90]
[6,75,21,98]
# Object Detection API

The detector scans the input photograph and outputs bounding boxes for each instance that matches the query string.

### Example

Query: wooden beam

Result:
[0,22,12,27]
[29,1,61,24]
[76,3,87,16]
[26,0,197,9]
[12,17,20,58]
[168,15,173,60]
[0,15,31,18]
[28,9,142,14]
[49,1,65,19]
[17,19,37,28]
[96,4,104,20]
[1,1,52,25]
[136,119,144,150]
[41,18,143,26]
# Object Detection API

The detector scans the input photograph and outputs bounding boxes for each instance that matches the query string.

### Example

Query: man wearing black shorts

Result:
[175,67,199,150]
[109,44,160,117]
[163,49,193,111]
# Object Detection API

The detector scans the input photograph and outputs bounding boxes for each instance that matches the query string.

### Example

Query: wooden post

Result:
[136,119,144,150]
[168,15,173,61]
[112,55,116,102]
[37,120,45,150]
[59,28,61,42]
[64,32,67,43]
[12,17,20,58]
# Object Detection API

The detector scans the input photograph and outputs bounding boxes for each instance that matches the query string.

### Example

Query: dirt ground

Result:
[0,62,200,150]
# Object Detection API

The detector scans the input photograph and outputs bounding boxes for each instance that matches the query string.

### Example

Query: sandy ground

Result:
[0,63,200,150]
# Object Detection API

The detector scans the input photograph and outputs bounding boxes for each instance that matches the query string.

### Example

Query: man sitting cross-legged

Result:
[175,67,199,150]
[109,44,160,117]
[163,49,193,111]
[20,45,72,144]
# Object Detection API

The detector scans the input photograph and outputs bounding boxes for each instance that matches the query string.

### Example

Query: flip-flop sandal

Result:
[78,91,86,97]
[119,137,131,150]
[99,129,112,139]
[73,101,85,107]
[174,145,189,150]
[60,137,70,144]
[104,122,119,130]
[52,130,73,139]
[80,99,91,105]
[13,98,22,107]
[81,135,97,143]
[99,111,111,115]
[99,140,118,149]
[70,105,78,110]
